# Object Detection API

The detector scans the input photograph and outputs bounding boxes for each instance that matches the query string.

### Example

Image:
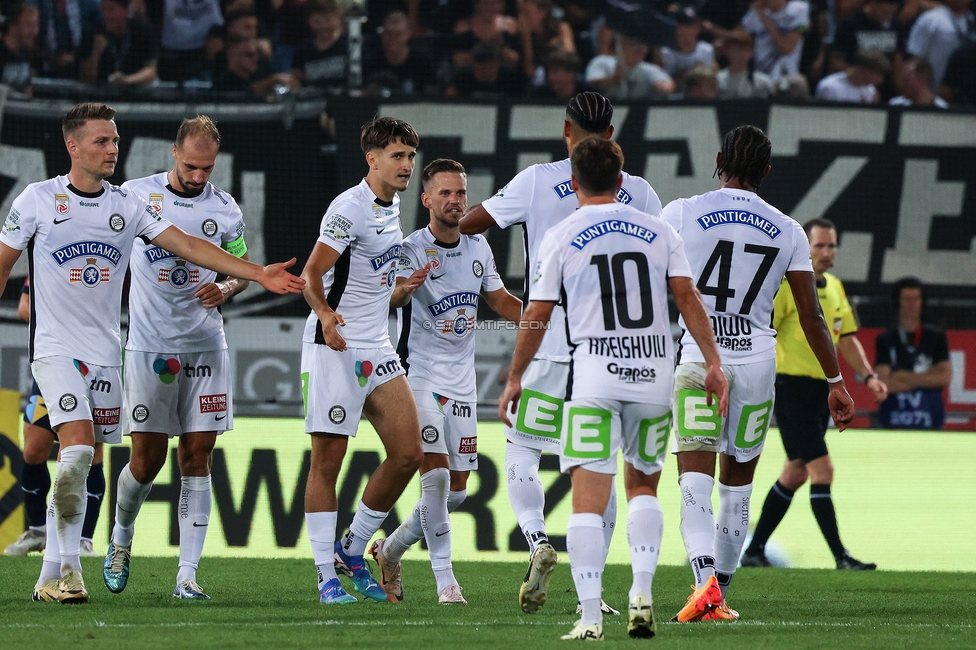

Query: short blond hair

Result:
[176,115,221,149]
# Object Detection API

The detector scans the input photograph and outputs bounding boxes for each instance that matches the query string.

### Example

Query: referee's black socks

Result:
[746,481,795,554]
[809,483,846,560]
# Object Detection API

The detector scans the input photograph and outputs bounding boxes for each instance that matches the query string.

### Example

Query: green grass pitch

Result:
[1,557,973,649]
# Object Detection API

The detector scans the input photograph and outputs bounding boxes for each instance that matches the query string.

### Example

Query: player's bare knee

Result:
[178,449,213,477]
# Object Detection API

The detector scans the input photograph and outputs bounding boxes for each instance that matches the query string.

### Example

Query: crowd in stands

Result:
[0,0,972,105]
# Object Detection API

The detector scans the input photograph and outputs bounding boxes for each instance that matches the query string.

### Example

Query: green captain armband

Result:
[222,235,247,258]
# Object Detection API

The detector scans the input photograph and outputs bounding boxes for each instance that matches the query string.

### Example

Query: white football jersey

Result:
[0,176,171,366]
[660,188,812,364]
[302,179,403,348]
[395,227,505,401]
[532,202,691,403]
[124,173,247,353]
[482,158,662,362]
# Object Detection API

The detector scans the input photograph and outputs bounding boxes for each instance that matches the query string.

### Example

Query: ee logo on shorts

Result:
[638,412,672,463]
[515,390,563,439]
[734,400,772,449]
[564,407,610,459]
[676,389,721,439]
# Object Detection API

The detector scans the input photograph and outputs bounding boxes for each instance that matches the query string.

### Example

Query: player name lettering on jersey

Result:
[696,210,781,239]
[369,244,402,271]
[571,219,658,250]
[587,334,668,359]
[52,241,123,266]
[427,291,479,317]
[143,245,177,264]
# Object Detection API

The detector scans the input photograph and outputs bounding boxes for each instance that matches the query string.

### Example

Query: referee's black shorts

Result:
[774,374,830,463]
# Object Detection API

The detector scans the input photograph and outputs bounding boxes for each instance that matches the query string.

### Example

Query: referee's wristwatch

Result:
[863,372,879,384]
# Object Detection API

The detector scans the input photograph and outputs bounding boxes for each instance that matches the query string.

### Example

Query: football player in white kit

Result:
[300,117,426,604]
[661,125,856,622]
[370,159,522,604]
[460,92,662,614]
[0,103,304,603]
[499,137,728,640]
[102,116,251,600]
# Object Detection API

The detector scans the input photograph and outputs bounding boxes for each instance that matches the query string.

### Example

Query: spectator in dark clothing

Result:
[79,0,158,85]
[941,39,976,105]
[833,0,908,65]
[207,9,274,67]
[212,32,297,95]
[274,0,311,71]
[527,48,587,101]
[516,0,574,85]
[150,0,224,82]
[364,10,439,95]
[451,0,519,69]
[448,40,523,97]
[0,3,40,94]
[699,0,751,30]
[35,0,102,78]
[875,277,952,430]
[292,0,348,91]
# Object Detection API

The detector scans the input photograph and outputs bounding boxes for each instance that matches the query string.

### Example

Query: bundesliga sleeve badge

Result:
[149,194,164,215]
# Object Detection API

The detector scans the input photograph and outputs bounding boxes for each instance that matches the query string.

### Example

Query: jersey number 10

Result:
[591,253,653,330]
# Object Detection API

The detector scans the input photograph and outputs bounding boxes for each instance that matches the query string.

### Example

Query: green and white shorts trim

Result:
[671,359,775,463]
[504,358,567,453]
[558,397,672,476]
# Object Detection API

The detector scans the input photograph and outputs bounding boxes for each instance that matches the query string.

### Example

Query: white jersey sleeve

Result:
[396,237,423,278]
[481,165,537,229]
[786,219,814,272]
[0,185,38,250]
[478,237,505,293]
[529,229,563,302]
[664,223,693,280]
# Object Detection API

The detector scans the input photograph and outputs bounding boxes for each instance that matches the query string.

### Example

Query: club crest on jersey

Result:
[53,241,123,266]
[425,248,441,271]
[55,194,69,214]
[472,260,484,277]
[427,291,479,317]
[69,258,110,287]
[571,220,657,250]
[444,307,474,337]
[379,267,396,288]
[369,245,402,271]
[696,210,781,240]
[109,213,125,232]
[148,193,164,215]
[202,219,218,237]
[158,260,199,287]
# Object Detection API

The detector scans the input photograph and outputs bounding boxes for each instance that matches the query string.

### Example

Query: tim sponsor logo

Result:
[200,394,227,413]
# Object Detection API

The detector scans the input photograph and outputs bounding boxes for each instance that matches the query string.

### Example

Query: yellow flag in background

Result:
[0,388,24,549]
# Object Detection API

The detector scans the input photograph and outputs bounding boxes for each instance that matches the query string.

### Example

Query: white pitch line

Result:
[1,620,973,631]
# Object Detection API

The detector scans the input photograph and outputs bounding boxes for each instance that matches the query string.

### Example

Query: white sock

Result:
[678,472,716,589]
[602,480,617,565]
[38,489,60,585]
[176,475,211,585]
[384,502,423,563]
[447,489,466,513]
[627,495,663,600]
[567,512,606,626]
[306,511,338,588]
[416,468,456,592]
[53,445,93,574]
[341,500,388,557]
[112,464,153,547]
[506,444,547,550]
[714,482,752,598]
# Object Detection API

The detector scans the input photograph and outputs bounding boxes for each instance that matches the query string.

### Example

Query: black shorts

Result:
[22,380,54,433]
[774,374,830,463]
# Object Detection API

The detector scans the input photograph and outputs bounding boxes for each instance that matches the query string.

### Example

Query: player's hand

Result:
[195,282,232,308]
[704,363,729,418]
[318,310,347,351]
[257,258,305,294]
[498,379,522,427]
[404,263,432,292]
[866,376,888,403]
[828,384,856,432]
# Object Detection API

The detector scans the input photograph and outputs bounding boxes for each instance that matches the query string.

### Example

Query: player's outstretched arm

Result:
[482,287,523,323]
[459,204,497,235]
[194,252,251,309]
[152,226,304,295]
[785,270,856,430]
[838,334,888,403]
[498,299,554,426]
[301,242,346,351]
[0,242,23,296]
[390,263,431,308]
[669,276,729,417]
